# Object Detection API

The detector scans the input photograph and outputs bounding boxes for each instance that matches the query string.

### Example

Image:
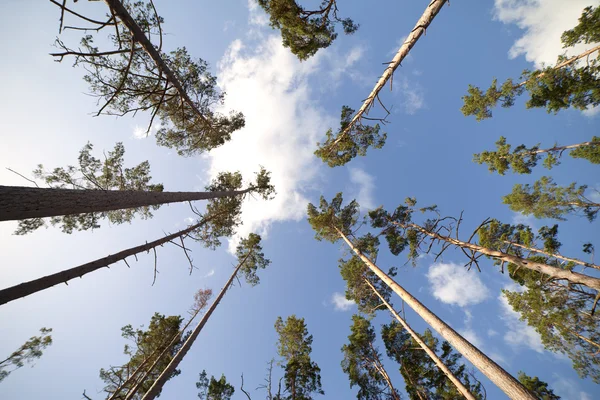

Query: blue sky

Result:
[0,0,599,399]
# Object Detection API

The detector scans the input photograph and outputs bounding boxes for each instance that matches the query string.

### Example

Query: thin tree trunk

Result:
[365,279,477,400]
[103,0,210,125]
[335,227,536,400]
[367,344,400,400]
[0,185,252,221]
[122,303,206,400]
[0,211,222,305]
[140,250,253,400]
[502,240,600,271]
[326,0,448,152]
[399,222,600,291]
[401,364,427,400]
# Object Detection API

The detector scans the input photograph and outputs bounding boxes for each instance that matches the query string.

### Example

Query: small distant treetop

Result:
[0,328,53,383]
[196,370,235,400]
[517,372,560,400]
[257,0,358,60]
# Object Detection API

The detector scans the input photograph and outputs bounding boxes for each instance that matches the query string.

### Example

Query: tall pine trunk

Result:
[0,211,225,305]
[140,250,253,400]
[401,222,600,291]
[365,279,478,400]
[336,228,536,400]
[0,185,251,221]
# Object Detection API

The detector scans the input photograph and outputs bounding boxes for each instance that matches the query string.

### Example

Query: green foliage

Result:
[15,142,163,235]
[257,0,358,60]
[274,315,324,399]
[341,315,399,400]
[570,136,600,164]
[314,106,386,167]
[196,370,235,400]
[100,313,185,399]
[307,193,359,242]
[236,233,271,286]
[60,1,243,155]
[503,176,599,221]
[381,322,484,400]
[517,372,560,400]
[194,167,275,249]
[503,277,600,383]
[0,328,53,383]
[462,5,600,120]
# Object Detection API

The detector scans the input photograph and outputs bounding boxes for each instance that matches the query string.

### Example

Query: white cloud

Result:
[208,36,334,252]
[248,0,269,27]
[511,211,537,228]
[487,328,498,337]
[493,0,599,67]
[396,76,425,115]
[132,120,162,139]
[498,292,545,353]
[348,167,376,210]
[459,328,484,349]
[203,269,215,278]
[331,292,355,311]
[552,375,592,400]
[427,262,490,307]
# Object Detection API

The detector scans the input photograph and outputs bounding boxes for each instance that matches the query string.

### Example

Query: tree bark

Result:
[102,0,210,125]
[0,215,218,305]
[327,0,448,151]
[0,185,251,221]
[365,279,477,400]
[140,250,253,400]
[336,228,536,400]
[502,240,600,271]
[400,222,600,291]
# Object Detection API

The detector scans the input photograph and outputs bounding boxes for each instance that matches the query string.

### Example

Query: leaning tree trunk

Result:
[401,222,600,291]
[140,250,253,400]
[365,279,478,400]
[0,210,225,305]
[121,303,206,400]
[501,240,600,271]
[326,0,448,152]
[0,185,252,221]
[335,228,536,400]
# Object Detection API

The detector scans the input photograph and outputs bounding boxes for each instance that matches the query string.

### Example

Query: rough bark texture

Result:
[328,0,448,150]
[0,185,249,221]
[404,222,600,291]
[502,240,600,271]
[365,279,477,400]
[0,221,204,305]
[336,228,536,400]
[103,0,210,125]
[140,251,253,400]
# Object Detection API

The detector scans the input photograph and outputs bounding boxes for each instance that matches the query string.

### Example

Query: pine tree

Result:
[51,0,244,155]
[381,323,484,400]
[502,176,600,221]
[141,234,270,400]
[274,315,324,400]
[462,6,600,121]
[0,167,274,225]
[473,136,600,175]
[315,0,448,167]
[99,313,186,399]
[307,193,537,399]
[0,172,273,305]
[0,328,52,383]
[341,314,400,400]
[257,0,357,61]
[196,370,235,400]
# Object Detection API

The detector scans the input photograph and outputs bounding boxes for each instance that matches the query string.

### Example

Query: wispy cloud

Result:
[493,0,597,68]
[203,269,215,278]
[331,292,355,311]
[552,375,592,400]
[348,167,376,211]
[427,262,490,307]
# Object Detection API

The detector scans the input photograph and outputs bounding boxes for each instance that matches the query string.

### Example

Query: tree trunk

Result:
[102,0,210,125]
[0,185,251,221]
[336,228,536,400]
[401,222,600,291]
[365,279,477,400]
[327,0,448,152]
[0,212,221,305]
[367,343,400,400]
[140,251,253,400]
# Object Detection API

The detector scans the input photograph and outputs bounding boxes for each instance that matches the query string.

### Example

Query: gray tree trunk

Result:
[0,185,250,221]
